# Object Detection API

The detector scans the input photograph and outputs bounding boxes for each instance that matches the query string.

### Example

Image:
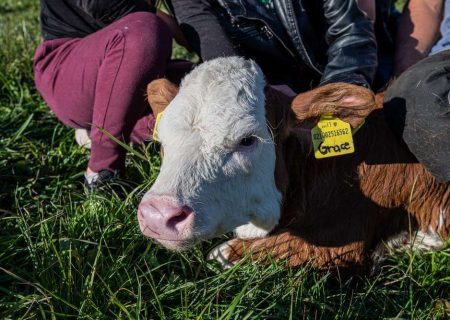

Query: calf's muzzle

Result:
[138,195,194,241]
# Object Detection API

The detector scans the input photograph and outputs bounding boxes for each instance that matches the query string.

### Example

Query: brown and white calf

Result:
[138,57,449,270]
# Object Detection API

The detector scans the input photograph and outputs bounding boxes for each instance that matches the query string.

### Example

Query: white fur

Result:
[207,241,235,269]
[143,57,281,249]
[438,208,446,233]
[371,229,445,267]
[235,222,272,239]
[413,229,445,250]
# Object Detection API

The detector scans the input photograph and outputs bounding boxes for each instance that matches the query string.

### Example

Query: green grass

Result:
[0,1,449,319]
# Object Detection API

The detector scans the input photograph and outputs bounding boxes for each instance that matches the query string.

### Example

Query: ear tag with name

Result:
[311,113,355,159]
[152,112,164,142]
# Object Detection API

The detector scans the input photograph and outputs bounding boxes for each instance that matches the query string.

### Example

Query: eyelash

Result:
[238,136,258,148]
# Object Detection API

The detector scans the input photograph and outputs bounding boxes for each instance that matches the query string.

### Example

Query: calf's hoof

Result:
[207,240,237,269]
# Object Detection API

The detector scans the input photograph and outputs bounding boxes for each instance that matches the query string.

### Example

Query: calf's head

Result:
[139,57,282,249]
[138,57,376,250]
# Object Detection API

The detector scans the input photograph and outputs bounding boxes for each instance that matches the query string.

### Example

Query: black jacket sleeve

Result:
[320,0,377,87]
[168,0,237,60]
[75,0,155,24]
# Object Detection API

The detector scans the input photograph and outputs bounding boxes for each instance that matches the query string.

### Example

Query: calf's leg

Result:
[208,230,367,270]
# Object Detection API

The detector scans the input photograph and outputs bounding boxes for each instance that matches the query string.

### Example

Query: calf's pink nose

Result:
[138,196,194,240]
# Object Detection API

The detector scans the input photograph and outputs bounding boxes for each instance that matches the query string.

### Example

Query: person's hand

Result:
[156,10,192,51]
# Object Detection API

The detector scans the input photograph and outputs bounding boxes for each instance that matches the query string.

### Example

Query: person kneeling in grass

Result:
[34,0,188,189]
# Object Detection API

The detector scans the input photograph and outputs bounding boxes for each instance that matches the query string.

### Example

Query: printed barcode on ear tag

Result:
[153,112,164,142]
[311,113,355,159]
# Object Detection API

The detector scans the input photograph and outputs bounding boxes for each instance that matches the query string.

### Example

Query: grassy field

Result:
[0,1,449,319]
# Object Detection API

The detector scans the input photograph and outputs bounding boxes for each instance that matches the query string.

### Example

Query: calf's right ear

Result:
[147,79,179,115]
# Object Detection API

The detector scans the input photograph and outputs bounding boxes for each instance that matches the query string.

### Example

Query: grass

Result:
[0,0,449,319]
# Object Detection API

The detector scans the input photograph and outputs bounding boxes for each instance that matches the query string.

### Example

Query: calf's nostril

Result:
[167,211,188,228]
[166,206,193,231]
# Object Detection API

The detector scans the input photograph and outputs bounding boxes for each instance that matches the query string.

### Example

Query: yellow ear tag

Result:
[311,113,355,159]
[152,112,164,142]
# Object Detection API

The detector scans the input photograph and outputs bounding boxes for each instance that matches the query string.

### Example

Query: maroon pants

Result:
[34,12,172,172]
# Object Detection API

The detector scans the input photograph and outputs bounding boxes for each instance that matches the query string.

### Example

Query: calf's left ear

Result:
[147,79,179,116]
[291,82,378,129]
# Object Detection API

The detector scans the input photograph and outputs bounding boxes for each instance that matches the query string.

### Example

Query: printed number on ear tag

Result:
[153,112,164,142]
[311,113,355,159]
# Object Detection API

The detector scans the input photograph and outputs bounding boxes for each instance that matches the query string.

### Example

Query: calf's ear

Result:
[291,82,377,129]
[147,79,179,115]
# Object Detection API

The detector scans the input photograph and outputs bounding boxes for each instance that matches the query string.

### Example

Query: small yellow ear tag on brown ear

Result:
[152,112,164,142]
[311,113,355,159]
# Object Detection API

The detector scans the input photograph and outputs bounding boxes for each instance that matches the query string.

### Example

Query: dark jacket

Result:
[40,0,155,40]
[169,0,377,89]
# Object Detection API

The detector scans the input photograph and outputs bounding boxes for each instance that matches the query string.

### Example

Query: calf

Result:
[138,57,449,270]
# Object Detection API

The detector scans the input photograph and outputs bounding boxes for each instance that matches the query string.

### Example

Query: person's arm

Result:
[167,0,237,60]
[75,0,155,24]
[320,0,377,87]
[394,0,444,76]
[357,0,375,22]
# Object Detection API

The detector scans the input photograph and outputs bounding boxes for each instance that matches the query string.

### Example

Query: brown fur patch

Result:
[243,82,449,270]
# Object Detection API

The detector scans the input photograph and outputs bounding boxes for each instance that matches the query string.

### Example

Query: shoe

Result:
[75,129,92,149]
[84,169,117,190]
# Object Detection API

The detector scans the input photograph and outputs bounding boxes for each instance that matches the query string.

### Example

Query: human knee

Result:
[120,12,172,56]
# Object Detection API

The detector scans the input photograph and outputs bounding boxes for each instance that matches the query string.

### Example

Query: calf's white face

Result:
[138,57,282,250]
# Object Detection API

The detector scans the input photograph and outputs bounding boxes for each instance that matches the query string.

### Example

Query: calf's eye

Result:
[239,136,257,147]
